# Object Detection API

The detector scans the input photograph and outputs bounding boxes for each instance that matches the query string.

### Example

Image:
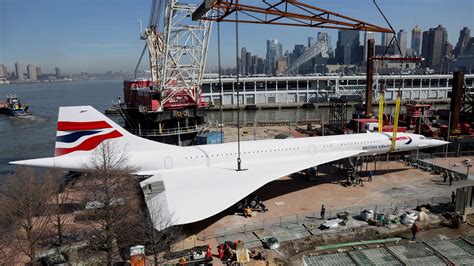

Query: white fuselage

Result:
[42,132,443,174]
[14,132,447,175]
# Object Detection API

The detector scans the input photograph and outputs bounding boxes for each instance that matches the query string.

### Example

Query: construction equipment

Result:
[378,93,384,132]
[120,0,213,145]
[391,93,401,151]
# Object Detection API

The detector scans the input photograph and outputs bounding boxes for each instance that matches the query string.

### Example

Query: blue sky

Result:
[1,0,473,73]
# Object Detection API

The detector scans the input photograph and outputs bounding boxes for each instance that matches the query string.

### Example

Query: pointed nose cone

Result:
[432,139,450,147]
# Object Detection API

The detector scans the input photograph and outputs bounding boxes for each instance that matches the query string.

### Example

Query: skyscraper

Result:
[27,64,38,81]
[308,37,315,48]
[397,29,408,56]
[55,67,61,78]
[36,66,41,76]
[363,31,375,61]
[411,26,422,56]
[335,30,360,64]
[381,32,394,47]
[15,61,24,80]
[266,39,283,75]
[292,44,305,62]
[241,47,247,75]
[0,64,7,78]
[454,27,471,57]
[245,52,251,75]
[421,25,449,69]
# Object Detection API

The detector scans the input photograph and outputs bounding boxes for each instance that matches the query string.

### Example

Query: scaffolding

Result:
[329,97,348,134]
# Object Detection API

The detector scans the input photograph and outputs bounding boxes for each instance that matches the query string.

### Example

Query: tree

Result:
[143,200,181,265]
[0,224,15,265]
[83,142,137,265]
[0,167,55,262]
[47,169,74,247]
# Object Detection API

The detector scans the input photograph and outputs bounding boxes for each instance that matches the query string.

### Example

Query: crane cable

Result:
[235,10,242,171]
[217,21,223,142]
[373,0,404,151]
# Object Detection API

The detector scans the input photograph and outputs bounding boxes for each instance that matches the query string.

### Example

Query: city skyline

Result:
[1,0,473,72]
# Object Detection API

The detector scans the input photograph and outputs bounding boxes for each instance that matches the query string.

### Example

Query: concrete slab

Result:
[421,156,474,178]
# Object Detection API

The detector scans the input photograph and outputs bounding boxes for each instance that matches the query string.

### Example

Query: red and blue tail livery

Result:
[55,121,123,156]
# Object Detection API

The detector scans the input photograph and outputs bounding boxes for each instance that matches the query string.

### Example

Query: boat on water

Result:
[117,79,208,146]
[0,94,31,116]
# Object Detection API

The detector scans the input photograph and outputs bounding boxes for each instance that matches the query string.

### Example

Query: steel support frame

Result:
[158,0,213,106]
[329,97,347,134]
[286,36,329,74]
[193,0,392,33]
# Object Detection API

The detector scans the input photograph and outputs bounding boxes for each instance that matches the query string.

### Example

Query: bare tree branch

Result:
[0,167,55,263]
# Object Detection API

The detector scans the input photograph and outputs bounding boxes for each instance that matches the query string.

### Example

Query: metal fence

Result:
[202,196,450,240]
[404,151,474,179]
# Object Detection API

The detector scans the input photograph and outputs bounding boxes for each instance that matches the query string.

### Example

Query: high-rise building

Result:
[250,55,258,75]
[36,66,41,76]
[454,27,471,57]
[308,37,315,48]
[397,29,408,56]
[0,64,7,78]
[275,58,287,75]
[292,44,305,62]
[15,61,24,80]
[245,52,251,75]
[27,64,38,81]
[335,30,360,64]
[411,26,422,56]
[240,47,247,75]
[421,25,449,69]
[266,39,283,75]
[256,58,265,74]
[55,67,61,78]
[381,32,394,47]
[363,31,375,61]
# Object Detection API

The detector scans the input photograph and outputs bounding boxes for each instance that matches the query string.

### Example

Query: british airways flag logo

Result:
[55,121,123,156]
[382,133,412,145]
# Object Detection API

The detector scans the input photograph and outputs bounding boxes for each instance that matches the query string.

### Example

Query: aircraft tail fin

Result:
[55,106,174,157]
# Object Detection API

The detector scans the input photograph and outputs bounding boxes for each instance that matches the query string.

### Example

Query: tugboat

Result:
[0,94,31,116]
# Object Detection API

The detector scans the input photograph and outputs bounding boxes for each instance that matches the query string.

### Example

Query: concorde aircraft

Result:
[11,106,448,229]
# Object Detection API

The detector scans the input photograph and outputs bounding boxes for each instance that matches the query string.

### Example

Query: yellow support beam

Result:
[390,94,401,151]
[378,95,384,132]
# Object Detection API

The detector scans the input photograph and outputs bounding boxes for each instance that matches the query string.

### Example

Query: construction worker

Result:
[451,191,456,205]
[368,170,373,182]
[449,172,454,186]
[218,244,224,260]
[244,206,253,217]
[258,200,268,212]
[411,222,419,240]
[206,244,212,262]
[320,204,326,220]
[443,170,448,183]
